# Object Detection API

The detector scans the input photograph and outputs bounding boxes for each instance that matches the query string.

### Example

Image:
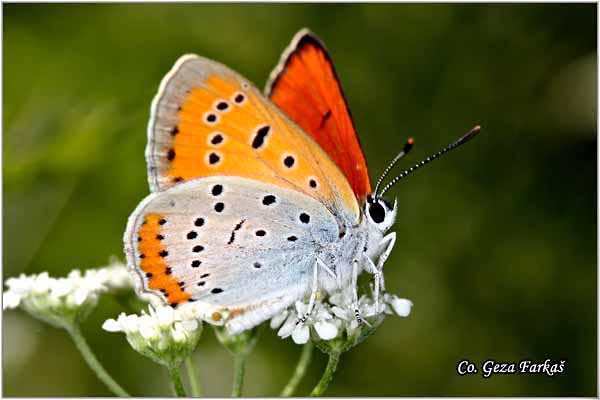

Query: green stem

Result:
[310,351,341,397]
[167,365,187,397]
[185,356,201,397]
[67,325,129,397]
[231,354,247,397]
[280,341,314,396]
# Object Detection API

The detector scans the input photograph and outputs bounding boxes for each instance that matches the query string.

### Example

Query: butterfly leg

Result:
[375,232,396,294]
[351,259,365,326]
[364,256,382,312]
[317,258,337,279]
[376,232,396,275]
[297,259,320,324]
[366,232,396,312]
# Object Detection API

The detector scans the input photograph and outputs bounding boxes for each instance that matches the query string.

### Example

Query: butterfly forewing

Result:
[265,29,372,201]
[125,176,340,332]
[147,54,360,221]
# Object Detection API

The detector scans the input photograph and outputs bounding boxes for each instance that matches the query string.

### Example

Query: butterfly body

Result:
[125,29,406,334]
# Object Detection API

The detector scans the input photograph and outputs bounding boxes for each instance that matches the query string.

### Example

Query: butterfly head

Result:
[365,194,397,233]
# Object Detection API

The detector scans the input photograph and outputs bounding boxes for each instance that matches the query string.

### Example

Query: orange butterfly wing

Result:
[265,29,372,201]
[146,55,360,220]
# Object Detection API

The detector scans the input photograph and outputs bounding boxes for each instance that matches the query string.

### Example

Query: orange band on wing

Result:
[138,213,191,306]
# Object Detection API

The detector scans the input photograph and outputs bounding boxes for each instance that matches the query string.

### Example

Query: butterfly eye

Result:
[368,202,386,224]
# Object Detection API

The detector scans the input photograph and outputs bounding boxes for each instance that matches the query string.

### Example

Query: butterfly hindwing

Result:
[147,54,360,221]
[265,29,372,201]
[124,176,340,332]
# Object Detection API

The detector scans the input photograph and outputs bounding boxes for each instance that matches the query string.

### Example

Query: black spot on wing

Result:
[212,184,223,196]
[262,194,276,205]
[216,101,229,111]
[208,152,221,165]
[284,155,295,168]
[167,149,176,161]
[233,93,245,104]
[210,133,224,145]
[228,219,246,245]
[252,125,270,149]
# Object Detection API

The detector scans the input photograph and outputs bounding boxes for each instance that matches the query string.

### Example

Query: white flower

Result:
[180,319,199,332]
[3,261,134,328]
[276,313,297,338]
[171,326,186,343]
[99,259,134,291]
[138,315,160,340]
[274,300,339,344]
[3,292,21,309]
[291,324,310,344]
[117,313,140,333]
[314,321,338,340]
[328,288,380,333]
[3,274,34,309]
[31,273,51,294]
[270,282,412,345]
[155,305,175,327]
[385,294,413,317]
[102,303,203,367]
[270,309,289,330]
[101,318,121,332]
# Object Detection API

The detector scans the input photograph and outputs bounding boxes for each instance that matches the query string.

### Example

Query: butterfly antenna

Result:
[373,137,415,198]
[378,125,481,197]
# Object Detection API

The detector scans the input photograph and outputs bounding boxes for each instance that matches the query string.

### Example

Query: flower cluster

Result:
[102,303,202,367]
[271,285,412,347]
[3,262,133,329]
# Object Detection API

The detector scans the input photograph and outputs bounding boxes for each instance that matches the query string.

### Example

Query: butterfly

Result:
[124,28,480,334]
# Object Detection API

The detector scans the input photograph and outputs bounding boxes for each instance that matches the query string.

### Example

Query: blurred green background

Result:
[3,3,596,397]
